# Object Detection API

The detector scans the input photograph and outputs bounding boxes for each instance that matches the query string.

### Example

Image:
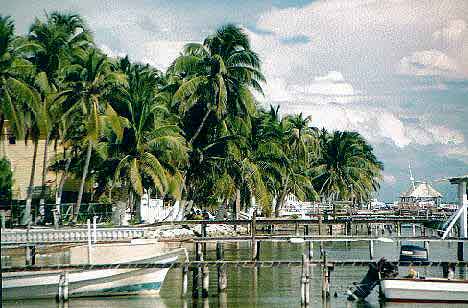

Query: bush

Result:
[0,158,13,202]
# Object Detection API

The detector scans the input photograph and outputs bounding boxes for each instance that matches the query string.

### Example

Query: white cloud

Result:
[397,49,461,77]
[433,19,467,42]
[99,44,126,59]
[138,41,186,70]
[383,173,397,185]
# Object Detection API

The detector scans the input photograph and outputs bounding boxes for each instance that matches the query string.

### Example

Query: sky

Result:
[3,0,468,201]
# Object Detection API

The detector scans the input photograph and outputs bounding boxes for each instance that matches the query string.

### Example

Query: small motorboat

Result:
[348,246,468,303]
[380,277,468,303]
[2,242,184,300]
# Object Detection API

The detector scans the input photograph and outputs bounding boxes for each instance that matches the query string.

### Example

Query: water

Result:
[3,227,468,307]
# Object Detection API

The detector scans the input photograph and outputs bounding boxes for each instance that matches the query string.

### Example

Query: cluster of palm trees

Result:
[0,12,383,224]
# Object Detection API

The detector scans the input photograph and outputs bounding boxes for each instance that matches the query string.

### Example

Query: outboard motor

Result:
[347,258,398,301]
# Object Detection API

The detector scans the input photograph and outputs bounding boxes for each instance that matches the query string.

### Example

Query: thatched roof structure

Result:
[400,182,442,198]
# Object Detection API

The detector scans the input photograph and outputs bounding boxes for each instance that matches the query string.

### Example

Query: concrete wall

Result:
[3,139,59,199]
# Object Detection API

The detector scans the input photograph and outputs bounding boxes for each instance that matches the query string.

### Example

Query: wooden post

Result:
[458,242,464,261]
[217,242,227,292]
[181,262,189,298]
[202,223,207,256]
[322,251,329,298]
[318,215,322,235]
[25,245,36,266]
[93,216,97,243]
[87,219,92,264]
[251,209,257,260]
[57,272,69,302]
[369,240,374,259]
[192,243,201,298]
[201,253,209,298]
[300,254,310,306]
[424,241,430,256]
[305,226,313,259]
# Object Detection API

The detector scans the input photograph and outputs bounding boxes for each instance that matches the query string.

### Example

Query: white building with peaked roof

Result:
[399,181,442,207]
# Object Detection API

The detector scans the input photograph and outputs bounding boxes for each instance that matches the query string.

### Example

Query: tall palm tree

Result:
[111,60,187,220]
[0,15,40,225]
[312,130,383,204]
[0,15,36,143]
[63,48,127,223]
[171,24,264,146]
[28,12,93,211]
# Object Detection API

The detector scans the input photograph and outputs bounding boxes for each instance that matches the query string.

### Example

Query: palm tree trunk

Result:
[22,141,38,226]
[274,173,290,217]
[0,114,5,157]
[189,109,211,145]
[55,155,71,220]
[38,134,50,223]
[234,188,241,220]
[73,141,93,224]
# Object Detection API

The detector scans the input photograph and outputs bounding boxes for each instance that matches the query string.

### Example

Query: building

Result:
[399,181,442,208]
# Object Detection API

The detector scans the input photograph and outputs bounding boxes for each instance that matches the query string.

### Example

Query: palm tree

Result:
[111,60,187,221]
[312,130,383,205]
[171,24,264,146]
[28,12,93,212]
[28,12,93,82]
[0,15,40,225]
[63,48,127,223]
[0,15,36,142]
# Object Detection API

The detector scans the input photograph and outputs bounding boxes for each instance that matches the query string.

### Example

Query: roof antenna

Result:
[408,161,415,190]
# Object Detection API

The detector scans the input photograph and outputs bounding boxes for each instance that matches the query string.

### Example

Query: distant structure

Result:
[399,181,442,208]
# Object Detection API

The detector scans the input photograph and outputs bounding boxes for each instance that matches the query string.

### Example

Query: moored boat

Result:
[381,277,468,303]
[2,243,183,300]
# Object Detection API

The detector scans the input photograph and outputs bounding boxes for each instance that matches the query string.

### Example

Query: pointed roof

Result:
[400,181,442,198]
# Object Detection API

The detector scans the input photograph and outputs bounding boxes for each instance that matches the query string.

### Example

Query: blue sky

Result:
[3,0,468,201]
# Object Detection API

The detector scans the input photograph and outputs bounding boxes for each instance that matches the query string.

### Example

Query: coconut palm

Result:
[63,48,127,223]
[0,15,37,142]
[28,12,93,210]
[171,24,264,146]
[28,12,93,82]
[0,15,41,225]
[312,130,383,204]
[111,60,187,220]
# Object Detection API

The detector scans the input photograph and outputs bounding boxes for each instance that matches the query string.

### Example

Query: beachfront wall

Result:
[3,138,58,199]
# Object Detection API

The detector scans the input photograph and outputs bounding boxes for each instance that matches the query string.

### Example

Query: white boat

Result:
[381,278,468,303]
[2,243,182,300]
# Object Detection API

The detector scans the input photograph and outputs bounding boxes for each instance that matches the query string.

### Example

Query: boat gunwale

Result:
[382,277,468,284]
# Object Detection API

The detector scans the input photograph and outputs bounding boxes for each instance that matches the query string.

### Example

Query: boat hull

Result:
[2,255,177,300]
[381,278,468,303]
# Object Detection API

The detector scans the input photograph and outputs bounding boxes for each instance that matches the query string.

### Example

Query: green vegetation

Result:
[0,158,13,201]
[0,12,384,223]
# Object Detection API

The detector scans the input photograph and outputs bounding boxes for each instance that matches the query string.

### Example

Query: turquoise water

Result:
[3,227,468,307]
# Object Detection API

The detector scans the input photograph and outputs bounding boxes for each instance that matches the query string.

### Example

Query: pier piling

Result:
[322,251,330,298]
[369,240,374,259]
[217,242,228,292]
[300,254,310,306]
[181,262,189,297]
[25,245,36,266]
[201,254,209,298]
[251,210,257,260]
[192,243,201,298]
[57,272,69,302]
[458,242,464,261]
